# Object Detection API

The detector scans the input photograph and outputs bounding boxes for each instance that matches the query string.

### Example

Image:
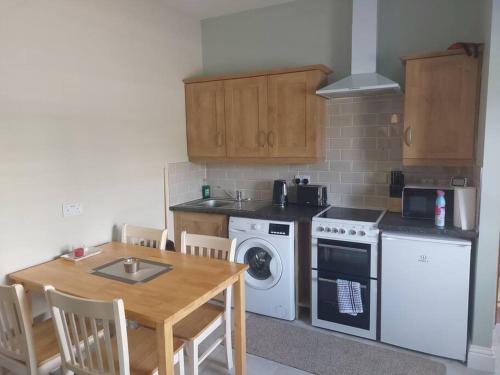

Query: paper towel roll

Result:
[453,187,476,230]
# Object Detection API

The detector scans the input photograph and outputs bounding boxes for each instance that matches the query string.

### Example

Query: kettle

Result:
[272,180,288,207]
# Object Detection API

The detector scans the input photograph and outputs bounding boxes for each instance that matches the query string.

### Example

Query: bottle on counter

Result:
[202,180,210,199]
[435,190,446,228]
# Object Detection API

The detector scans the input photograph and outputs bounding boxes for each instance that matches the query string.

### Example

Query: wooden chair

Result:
[121,224,168,250]
[43,285,185,375]
[174,231,236,375]
[0,284,61,375]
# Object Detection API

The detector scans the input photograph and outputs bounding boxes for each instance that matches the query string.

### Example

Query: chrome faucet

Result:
[235,190,243,202]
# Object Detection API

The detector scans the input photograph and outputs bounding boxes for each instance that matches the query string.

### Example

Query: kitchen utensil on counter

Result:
[453,187,476,230]
[272,180,288,207]
[388,171,405,213]
[389,171,405,196]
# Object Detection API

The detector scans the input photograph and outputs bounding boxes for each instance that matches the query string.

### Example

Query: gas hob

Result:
[312,207,385,241]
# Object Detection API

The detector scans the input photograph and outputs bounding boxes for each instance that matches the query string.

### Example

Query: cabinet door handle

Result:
[404,127,412,146]
[258,131,266,147]
[216,131,223,147]
[267,131,275,147]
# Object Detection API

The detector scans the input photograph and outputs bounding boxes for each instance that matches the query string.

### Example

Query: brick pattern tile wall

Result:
[167,161,206,206]
[205,94,472,209]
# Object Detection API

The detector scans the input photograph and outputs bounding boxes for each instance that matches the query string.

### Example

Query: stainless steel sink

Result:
[182,198,268,212]
[191,199,235,208]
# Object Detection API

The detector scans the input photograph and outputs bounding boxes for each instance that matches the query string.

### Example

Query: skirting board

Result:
[467,344,496,372]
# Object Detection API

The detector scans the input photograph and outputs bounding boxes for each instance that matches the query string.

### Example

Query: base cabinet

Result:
[173,212,228,250]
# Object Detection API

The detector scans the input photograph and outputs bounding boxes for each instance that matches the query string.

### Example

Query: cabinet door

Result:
[173,212,228,251]
[268,71,324,158]
[403,55,480,165]
[185,81,226,159]
[225,77,268,157]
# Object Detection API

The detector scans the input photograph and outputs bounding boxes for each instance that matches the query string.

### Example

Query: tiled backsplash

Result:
[167,161,206,206]
[205,94,472,209]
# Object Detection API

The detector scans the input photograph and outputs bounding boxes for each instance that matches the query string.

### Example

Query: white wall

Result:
[0,0,202,290]
[470,0,500,353]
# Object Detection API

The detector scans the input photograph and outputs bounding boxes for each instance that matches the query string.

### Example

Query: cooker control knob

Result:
[349,229,356,235]
[317,226,325,232]
[339,228,346,234]
[358,230,366,236]
[325,227,332,233]
[332,228,339,234]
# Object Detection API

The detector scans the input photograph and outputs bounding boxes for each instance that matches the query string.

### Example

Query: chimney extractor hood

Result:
[316,0,400,98]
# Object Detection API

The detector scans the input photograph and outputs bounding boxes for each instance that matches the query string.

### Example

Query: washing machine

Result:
[229,216,295,321]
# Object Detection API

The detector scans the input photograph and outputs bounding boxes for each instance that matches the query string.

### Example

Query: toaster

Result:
[297,185,328,207]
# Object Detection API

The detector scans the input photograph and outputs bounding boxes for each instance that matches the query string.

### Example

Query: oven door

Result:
[312,269,377,339]
[312,237,377,279]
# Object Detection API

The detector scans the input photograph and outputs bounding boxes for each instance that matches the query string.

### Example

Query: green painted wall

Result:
[377,0,484,85]
[201,0,484,86]
[201,0,352,81]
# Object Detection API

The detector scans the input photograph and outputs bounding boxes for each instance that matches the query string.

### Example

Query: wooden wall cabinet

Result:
[401,49,481,166]
[184,65,330,164]
[225,76,269,158]
[173,211,228,250]
[185,81,226,158]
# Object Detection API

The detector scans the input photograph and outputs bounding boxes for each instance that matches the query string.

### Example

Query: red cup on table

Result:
[73,247,85,258]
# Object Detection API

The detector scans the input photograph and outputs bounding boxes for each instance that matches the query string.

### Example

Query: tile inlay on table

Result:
[92,257,173,284]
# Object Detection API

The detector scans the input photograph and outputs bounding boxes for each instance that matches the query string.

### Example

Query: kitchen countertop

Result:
[170,199,328,223]
[379,212,478,240]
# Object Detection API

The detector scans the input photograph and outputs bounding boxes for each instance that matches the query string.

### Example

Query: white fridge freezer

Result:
[381,232,471,361]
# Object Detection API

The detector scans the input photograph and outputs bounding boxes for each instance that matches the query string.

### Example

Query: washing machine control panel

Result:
[268,223,290,236]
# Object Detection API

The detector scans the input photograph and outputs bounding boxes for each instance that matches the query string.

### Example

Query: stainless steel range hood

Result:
[316,0,400,98]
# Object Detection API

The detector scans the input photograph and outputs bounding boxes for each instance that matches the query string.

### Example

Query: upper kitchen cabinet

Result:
[224,76,268,158]
[185,81,226,158]
[401,49,482,166]
[183,65,331,163]
[268,71,326,159]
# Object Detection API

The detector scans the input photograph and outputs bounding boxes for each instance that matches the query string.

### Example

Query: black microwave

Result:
[402,185,454,220]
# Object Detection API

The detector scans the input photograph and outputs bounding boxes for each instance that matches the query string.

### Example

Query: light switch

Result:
[62,202,83,217]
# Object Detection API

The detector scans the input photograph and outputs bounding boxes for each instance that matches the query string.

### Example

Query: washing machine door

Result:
[236,237,283,290]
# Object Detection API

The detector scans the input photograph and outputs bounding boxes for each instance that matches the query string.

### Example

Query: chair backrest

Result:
[180,231,236,262]
[44,285,130,375]
[0,284,37,374]
[180,232,237,308]
[121,224,168,250]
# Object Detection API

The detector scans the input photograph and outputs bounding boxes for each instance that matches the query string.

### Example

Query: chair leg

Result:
[224,317,234,370]
[186,341,198,375]
[176,348,185,375]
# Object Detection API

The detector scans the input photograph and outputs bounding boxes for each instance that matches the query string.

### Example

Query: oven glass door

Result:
[316,270,371,330]
[317,238,371,278]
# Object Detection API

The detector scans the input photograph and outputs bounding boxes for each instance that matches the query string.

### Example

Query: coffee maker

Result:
[272,180,288,207]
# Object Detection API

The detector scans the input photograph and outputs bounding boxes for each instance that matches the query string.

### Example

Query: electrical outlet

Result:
[294,175,311,185]
[62,202,83,217]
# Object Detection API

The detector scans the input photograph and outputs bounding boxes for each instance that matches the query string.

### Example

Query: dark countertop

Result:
[170,199,328,223]
[379,212,478,240]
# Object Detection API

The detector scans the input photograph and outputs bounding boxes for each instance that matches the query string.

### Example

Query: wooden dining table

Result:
[8,241,248,375]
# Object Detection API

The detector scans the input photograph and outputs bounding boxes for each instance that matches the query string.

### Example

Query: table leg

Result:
[156,321,175,375]
[234,273,246,375]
